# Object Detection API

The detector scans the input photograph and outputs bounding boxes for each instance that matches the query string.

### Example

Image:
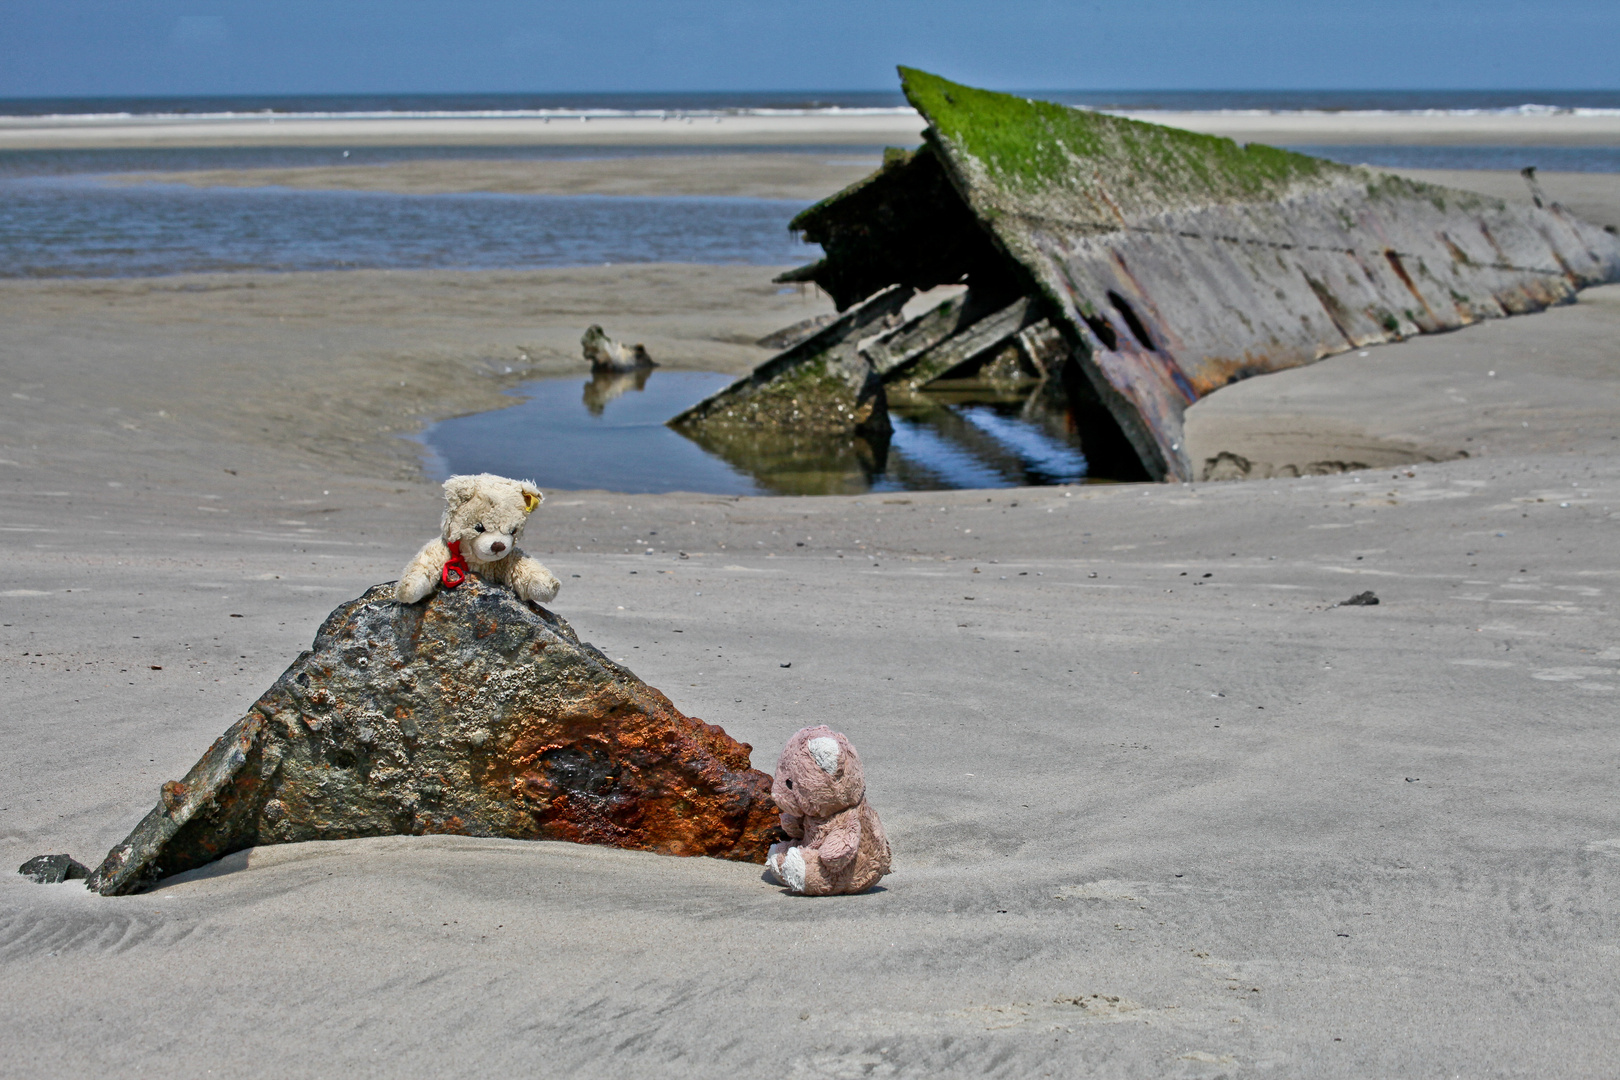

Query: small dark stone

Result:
[18,854,90,884]
[1339,591,1379,606]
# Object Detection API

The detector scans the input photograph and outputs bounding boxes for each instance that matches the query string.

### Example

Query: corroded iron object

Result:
[88,580,779,895]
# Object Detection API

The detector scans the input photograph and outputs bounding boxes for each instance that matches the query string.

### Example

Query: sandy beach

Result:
[6,106,1620,150]
[3,152,1619,1077]
[0,110,931,150]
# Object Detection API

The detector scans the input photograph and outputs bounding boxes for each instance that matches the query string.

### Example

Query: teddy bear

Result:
[394,473,562,606]
[764,725,891,895]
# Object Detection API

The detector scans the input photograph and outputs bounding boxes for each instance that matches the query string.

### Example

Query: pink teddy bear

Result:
[765,726,891,895]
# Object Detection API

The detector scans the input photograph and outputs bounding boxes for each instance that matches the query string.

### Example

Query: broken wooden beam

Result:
[882,295,1046,389]
[667,284,912,437]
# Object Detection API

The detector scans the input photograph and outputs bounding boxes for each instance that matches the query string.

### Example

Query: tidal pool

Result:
[420,369,1098,495]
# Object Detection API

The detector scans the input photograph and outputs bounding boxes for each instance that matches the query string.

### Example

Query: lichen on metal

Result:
[88,580,780,895]
[755,68,1620,482]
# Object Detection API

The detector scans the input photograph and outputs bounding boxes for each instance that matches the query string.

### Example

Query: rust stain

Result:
[87,580,783,895]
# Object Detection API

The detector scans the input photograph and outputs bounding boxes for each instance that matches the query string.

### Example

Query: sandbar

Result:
[108,151,885,201]
[4,107,1619,151]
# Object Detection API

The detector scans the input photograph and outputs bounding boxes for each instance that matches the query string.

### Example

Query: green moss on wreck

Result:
[690,355,866,435]
[1363,172,1501,215]
[899,67,1340,203]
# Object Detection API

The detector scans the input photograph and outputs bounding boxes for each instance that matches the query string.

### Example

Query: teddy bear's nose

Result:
[490,540,507,554]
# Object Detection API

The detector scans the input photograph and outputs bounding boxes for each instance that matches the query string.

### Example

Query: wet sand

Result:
[3,164,1619,1076]
[108,152,886,201]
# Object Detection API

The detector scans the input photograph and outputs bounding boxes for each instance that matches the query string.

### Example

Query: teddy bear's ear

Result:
[442,475,480,507]
[519,481,543,514]
[806,736,841,776]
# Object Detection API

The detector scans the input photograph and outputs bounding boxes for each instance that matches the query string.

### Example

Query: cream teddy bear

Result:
[765,725,891,895]
[395,474,561,606]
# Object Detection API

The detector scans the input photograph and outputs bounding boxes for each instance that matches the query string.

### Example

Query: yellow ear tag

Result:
[522,492,540,513]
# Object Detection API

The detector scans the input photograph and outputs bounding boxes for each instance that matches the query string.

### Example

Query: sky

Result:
[3,0,1618,99]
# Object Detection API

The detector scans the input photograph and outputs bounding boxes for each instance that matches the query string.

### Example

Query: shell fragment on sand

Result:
[87,580,779,896]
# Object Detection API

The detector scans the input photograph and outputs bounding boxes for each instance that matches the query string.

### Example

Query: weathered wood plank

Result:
[891,295,1045,389]
[860,287,1010,378]
[668,284,913,435]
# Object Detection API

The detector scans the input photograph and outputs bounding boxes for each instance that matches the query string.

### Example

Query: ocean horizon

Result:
[4,88,1620,120]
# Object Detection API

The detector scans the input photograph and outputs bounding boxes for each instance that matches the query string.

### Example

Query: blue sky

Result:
[3,0,1618,98]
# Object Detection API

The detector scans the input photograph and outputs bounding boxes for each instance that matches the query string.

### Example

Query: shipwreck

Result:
[671,69,1620,483]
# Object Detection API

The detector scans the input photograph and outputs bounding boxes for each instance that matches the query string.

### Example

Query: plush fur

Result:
[394,474,561,606]
[764,725,891,896]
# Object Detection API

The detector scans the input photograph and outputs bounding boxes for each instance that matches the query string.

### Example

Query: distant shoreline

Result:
[4,108,1620,150]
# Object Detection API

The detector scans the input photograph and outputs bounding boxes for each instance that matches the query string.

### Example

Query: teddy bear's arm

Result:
[395,538,450,603]
[502,548,561,605]
[814,807,863,869]
[779,812,804,839]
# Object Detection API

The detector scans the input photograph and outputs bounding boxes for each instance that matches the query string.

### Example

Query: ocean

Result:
[3,90,1617,280]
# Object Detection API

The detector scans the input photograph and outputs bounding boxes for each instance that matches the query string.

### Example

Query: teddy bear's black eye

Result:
[474,524,486,533]
[784,778,793,789]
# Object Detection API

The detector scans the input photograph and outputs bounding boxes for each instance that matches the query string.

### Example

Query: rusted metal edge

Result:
[87,711,267,895]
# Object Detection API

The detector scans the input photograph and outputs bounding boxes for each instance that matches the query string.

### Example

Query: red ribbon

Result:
[440,539,470,589]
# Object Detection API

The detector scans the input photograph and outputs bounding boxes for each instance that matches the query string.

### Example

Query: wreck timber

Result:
[667,283,912,436]
[87,580,779,895]
[881,295,1045,389]
[770,69,1620,481]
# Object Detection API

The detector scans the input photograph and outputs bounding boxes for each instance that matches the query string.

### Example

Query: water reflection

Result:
[887,381,1090,488]
[422,368,1104,495]
[582,368,654,414]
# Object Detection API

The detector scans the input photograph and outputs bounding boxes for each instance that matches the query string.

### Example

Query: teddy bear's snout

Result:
[469,532,515,561]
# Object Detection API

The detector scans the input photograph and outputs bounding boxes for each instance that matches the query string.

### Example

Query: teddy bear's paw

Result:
[521,580,560,605]
[511,560,560,604]
[395,577,435,604]
[779,847,807,894]
[763,851,783,885]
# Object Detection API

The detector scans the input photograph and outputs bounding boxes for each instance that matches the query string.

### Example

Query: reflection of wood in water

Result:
[582,368,653,415]
[675,420,889,497]
[675,375,1104,493]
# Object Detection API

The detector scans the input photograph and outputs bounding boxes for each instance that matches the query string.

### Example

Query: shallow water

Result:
[419,370,1095,496]
[0,175,816,278]
[5,133,1612,280]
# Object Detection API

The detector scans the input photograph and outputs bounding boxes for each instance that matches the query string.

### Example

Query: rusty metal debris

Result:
[87,580,779,895]
[582,324,656,373]
[18,854,90,884]
[676,69,1620,482]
